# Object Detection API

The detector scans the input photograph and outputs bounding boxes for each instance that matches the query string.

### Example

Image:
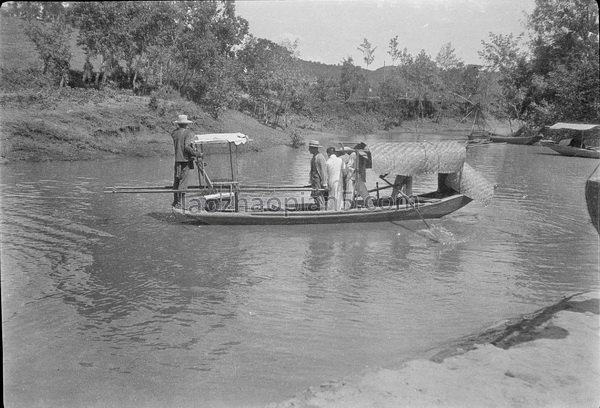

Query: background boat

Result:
[489,134,542,145]
[540,123,600,158]
[540,142,600,159]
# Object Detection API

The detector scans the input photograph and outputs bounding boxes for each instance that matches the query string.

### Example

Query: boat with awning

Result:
[540,123,600,159]
[106,135,494,225]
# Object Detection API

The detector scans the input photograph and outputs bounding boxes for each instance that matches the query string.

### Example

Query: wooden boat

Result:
[171,192,473,225]
[585,164,600,234]
[540,141,600,159]
[489,134,542,145]
[107,135,494,226]
[540,123,600,159]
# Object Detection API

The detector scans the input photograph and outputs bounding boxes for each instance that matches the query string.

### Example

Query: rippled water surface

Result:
[2,136,599,408]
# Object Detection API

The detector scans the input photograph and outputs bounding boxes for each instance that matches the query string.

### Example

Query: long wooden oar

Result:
[378,174,432,230]
[105,186,325,194]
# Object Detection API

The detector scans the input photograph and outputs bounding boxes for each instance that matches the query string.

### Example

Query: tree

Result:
[71,1,248,107]
[357,38,377,69]
[435,43,465,122]
[435,42,463,71]
[406,50,439,121]
[388,35,400,66]
[479,33,530,131]
[526,0,599,123]
[238,37,300,126]
[24,19,72,87]
[339,56,365,100]
[71,2,130,88]
[120,2,178,92]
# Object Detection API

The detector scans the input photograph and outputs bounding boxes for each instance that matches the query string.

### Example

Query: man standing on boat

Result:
[308,140,328,210]
[171,115,202,209]
[348,142,371,205]
[326,147,344,210]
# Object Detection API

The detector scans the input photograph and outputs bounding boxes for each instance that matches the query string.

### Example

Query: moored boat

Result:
[540,123,600,159]
[540,141,600,159]
[489,134,542,145]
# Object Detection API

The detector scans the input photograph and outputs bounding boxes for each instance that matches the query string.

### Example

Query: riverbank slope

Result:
[269,291,600,408]
[0,86,297,163]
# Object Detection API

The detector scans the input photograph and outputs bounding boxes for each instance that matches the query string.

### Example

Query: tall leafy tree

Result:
[71,2,130,87]
[120,2,178,92]
[388,35,400,66]
[526,0,599,123]
[357,38,377,69]
[24,19,72,87]
[435,43,465,121]
[479,33,530,131]
[435,42,463,71]
[339,56,365,101]
[406,50,439,120]
[238,37,299,126]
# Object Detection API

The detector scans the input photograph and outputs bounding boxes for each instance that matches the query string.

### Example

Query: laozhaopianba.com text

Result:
[185,195,419,212]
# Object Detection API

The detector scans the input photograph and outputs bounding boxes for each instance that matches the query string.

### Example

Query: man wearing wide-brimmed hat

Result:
[171,115,202,208]
[308,140,328,210]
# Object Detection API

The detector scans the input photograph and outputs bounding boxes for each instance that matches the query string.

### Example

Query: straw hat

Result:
[308,140,321,148]
[173,115,193,125]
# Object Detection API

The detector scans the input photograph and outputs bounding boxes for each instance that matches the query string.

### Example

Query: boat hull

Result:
[489,135,542,145]
[586,165,600,234]
[172,194,473,225]
[542,143,600,159]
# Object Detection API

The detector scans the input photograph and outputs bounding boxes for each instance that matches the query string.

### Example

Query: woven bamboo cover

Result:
[446,162,495,205]
[368,141,466,176]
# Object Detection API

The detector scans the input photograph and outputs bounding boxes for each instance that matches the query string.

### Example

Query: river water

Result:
[2,134,599,408]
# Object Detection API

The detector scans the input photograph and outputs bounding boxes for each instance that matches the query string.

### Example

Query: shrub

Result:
[289,128,305,148]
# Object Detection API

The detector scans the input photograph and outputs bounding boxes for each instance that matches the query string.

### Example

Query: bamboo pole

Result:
[108,184,314,191]
[105,187,325,194]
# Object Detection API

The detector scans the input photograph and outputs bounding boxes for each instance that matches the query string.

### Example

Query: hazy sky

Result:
[235,0,536,68]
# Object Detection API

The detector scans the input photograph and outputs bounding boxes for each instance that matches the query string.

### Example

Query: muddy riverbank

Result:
[269,291,600,408]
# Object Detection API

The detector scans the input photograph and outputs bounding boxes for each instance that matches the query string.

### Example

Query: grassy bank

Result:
[0,85,297,163]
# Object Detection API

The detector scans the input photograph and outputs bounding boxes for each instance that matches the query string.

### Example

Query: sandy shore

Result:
[268,292,599,408]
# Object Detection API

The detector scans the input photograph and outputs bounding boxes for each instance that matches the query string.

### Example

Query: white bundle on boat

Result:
[446,162,495,205]
[369,141,467,176]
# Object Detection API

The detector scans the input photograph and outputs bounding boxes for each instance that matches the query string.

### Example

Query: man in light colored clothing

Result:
[343,149,355,208]
[326,147,344,211]
[308,140,328,210]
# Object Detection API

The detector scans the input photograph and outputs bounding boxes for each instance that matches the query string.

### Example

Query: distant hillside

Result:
[296,59,381,85]
[296,59,341,81]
